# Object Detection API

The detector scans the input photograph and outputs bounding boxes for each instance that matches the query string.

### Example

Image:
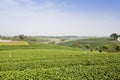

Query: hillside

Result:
[58,38,120,52]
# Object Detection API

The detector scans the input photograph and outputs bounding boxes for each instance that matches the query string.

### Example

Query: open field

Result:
[0,42,120,80]
[0,41,29,46]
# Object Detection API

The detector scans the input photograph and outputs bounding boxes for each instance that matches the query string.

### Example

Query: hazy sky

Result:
[0,0,120,36]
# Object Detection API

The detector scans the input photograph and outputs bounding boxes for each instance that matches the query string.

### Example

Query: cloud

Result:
[0,0,120,36]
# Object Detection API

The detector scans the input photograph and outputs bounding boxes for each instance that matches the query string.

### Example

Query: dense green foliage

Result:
[59,38,111,47]
[0,42,120,80]
[110,33,119,40]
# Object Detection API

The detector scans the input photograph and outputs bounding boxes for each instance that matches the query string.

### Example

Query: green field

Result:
[0,41,29,46]
[0,42,120,80]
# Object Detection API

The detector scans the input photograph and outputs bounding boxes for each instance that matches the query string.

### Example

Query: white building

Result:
[117,37,120,42]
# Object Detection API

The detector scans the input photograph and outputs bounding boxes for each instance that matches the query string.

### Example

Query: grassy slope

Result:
[0,41,120,79]
[58,38,110,46]
[58,38,120,49]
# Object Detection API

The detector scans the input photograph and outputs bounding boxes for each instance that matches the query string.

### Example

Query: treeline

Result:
[74,41,120,52]
[110,33,120,40]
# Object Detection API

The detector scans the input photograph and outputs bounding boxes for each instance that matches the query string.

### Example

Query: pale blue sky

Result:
[0,0,120,36]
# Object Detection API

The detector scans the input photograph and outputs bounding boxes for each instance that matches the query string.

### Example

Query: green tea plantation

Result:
[0,42,120,80]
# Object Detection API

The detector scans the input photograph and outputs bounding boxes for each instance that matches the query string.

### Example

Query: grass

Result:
[0,41,120,79]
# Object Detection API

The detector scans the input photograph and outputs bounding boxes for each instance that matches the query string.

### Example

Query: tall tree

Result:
[110,33,118,40]
[19,34,25,40]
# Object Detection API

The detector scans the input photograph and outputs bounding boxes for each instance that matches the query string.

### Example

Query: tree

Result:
[19,34,25,40]
[102,44,109,50]
[0,35,1,39]
[116,44,120,51]
[85,44,90,49]
[110,33,118,40]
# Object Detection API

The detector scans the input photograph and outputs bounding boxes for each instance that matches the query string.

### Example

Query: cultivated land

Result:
[0,41,29,46]
[58,38,113,47]
[58,38,120,51]
[0,41,120,80]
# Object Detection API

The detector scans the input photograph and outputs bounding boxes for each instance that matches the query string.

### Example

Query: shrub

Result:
[102,44,109,50]
[99,49,102,53]
[95,47,99,50]
[116,44,120,51]
[85,44,90,49]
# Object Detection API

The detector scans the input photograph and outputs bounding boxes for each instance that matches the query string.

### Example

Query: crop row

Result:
[0,49,120,79]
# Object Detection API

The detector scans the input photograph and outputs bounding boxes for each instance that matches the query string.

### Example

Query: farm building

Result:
[117,37,120,42]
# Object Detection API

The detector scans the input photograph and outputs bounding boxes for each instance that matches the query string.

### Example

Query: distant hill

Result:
[35,36,78,40]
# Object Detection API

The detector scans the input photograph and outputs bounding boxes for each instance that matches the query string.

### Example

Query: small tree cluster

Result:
[85,44,90,49]
[19,34,25,40]
[110,33,119,40]
[102,44,109,50]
